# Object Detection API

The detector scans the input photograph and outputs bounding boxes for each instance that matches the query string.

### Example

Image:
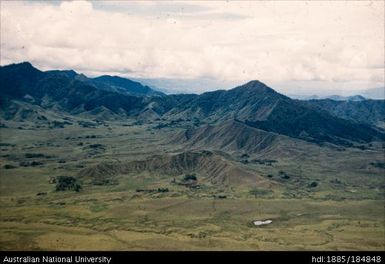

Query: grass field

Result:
[0,119,384,250]
[1,195,383,250]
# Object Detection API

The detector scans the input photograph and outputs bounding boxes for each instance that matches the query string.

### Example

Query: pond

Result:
[253,220,272,226]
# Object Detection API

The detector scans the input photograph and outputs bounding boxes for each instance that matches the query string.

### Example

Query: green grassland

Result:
[0,118,384,250]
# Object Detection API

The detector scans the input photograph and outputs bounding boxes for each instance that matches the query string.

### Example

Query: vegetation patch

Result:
[55,176,82,192]
[308,181,318,188]
[136,188,169,193]
[25,153,47,158]
[370,161,385,169]
[19,161,43,167]
[3,164,17,169]
[249,188,273,197]
[279,171,291,179]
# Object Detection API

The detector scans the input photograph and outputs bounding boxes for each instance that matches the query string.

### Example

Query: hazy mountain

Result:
[326,95,366,101]
[289,87,384,100]
[133,77,240,94]
[292,94,366,101]
[359,87,385,100]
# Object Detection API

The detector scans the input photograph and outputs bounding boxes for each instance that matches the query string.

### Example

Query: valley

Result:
[0,117,384,250]
[0,62,384,250]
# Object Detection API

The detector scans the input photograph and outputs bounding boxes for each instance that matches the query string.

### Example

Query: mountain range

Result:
[1,62,384,147]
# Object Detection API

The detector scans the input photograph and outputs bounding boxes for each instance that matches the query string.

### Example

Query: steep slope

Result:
[165,80,384,145]
[169,119,350,161]
[78,150,272,187]
[172,119,278,153]
[244,99,384,145]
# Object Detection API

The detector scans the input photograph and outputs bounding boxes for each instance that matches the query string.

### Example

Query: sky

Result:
[1,0,384,95]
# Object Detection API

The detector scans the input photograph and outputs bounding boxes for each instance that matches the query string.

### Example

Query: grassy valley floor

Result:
[0,120,384,250]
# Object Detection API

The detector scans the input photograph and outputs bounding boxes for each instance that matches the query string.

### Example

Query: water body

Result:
[253,220,272,226]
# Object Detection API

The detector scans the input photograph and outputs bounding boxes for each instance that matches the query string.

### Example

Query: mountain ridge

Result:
[1,62,384,146]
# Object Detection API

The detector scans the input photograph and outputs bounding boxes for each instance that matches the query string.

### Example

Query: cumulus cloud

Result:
[0,0,383,93]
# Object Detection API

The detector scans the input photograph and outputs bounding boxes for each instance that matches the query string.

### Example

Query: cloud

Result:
[1,0,383,93]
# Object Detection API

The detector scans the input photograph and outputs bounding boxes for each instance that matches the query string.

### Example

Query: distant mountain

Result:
[303,99,385,127]
[92,75,164,96]
[292,94,366,101]
[0,62,170,118]
[133,77,239,94]
[327,95,366,101]
[360,87,385,100]
[45,69,78,79]
[1,62,383,146]
[45,69,164,97]
[290,87,384,101]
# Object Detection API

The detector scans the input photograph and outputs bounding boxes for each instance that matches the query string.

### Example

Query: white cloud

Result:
[0,0,384,94]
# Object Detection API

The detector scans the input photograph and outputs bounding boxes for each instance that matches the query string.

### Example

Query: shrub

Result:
[157,188,169,193]
[279,171,290,179]
[55,176,82,192]
[19,161,44,167]
[89,144,104,149]
[370,162,385,169]
[4,164,17,169]
[25,153,45,158]
[30,161,43,166]
[183,174,197,182]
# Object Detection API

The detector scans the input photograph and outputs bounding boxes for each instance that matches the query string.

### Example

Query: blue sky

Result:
[1,1,384,94]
